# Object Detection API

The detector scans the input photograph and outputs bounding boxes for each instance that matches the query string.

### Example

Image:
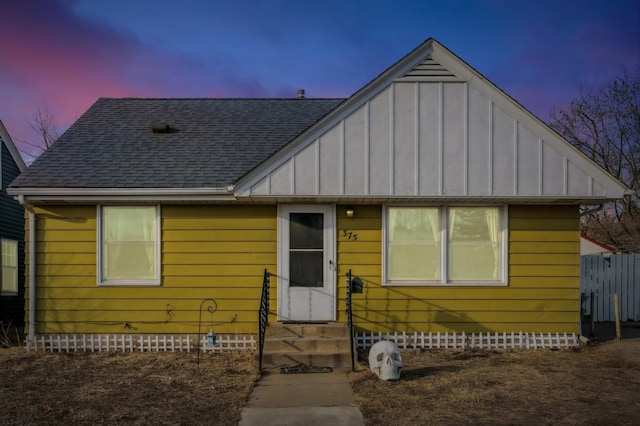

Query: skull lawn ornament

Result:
[368,340,402,381]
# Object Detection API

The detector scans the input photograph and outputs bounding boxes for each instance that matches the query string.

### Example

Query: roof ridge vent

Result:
[152,123,170,133]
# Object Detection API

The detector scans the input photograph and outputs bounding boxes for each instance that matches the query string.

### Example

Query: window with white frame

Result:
[98,205,160,285]
[1,239,18,294]
[385,206,506,285]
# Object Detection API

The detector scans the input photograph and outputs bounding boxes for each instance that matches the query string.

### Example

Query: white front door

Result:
[277,205,336,321]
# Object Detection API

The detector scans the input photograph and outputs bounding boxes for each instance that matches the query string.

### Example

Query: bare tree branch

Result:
[16,102,60,161]
[550,72,640,252]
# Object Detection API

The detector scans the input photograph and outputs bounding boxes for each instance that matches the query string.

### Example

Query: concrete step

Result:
[262,335,352,353]
[261,350,352,370]
[259,323,354,369]
[265,323,351,339]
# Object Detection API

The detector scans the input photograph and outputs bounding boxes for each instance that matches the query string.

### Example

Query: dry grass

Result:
[1,340,639,425]
[349,340,640,425]
[0,349,258,425]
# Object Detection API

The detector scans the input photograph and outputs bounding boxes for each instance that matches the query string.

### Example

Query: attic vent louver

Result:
[152,123,170,133]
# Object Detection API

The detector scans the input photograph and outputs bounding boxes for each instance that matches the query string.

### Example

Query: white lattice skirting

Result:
[26,334,255,353]
[25,331,580,352]
[356,331,580,350]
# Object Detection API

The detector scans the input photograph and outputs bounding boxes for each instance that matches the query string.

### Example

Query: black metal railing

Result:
[346,269,355,372]
[258,269,270,371]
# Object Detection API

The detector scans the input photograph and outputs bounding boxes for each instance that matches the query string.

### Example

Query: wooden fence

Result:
[581,254,640,322]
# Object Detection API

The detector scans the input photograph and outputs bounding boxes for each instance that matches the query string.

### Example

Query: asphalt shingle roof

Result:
[10,97,345,189]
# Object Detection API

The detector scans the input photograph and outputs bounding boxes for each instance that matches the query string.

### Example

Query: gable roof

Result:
[8,38,627,204]
[0,120,27,173]
[8,98,343,199]
[234,38,628,203]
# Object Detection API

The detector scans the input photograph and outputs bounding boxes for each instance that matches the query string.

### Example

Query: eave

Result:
[233,194,623,205]
[0,120,27,172]
[8,187,237,204]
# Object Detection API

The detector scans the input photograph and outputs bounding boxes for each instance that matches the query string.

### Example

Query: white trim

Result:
[97,205,161,286]
[0,238,19,295]
[356,330,579,350]
[0,120,27,172]
[9,187,236,204]
[26,333,256,352]
[9,188,232,195]
[277,204,336,321]
[383,205,508,287]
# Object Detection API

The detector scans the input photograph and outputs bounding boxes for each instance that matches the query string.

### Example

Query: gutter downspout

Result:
[17,195,36,342]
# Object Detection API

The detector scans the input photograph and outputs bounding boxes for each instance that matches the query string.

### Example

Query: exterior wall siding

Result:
[28,203,579,335]
[0,143,26,325]
[240,80,622,200]
[27,205,276,334]
[338,204,580,334]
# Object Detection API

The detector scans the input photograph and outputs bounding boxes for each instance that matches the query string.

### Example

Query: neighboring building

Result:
[0,120,26,327]
[580,234,616,256]
[8,39,627,348]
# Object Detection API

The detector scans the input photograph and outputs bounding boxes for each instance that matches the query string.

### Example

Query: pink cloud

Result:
[0,1,153,149]
[0,1,222,154]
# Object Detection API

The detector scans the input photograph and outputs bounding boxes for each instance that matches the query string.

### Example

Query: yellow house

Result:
[8,39,626,351]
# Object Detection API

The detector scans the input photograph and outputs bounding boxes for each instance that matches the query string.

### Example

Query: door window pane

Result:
[289,213,324,288]
[290,213,323,249]
[290,252,324,287]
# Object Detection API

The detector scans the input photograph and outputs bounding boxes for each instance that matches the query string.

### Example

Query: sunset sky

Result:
[1,0,638,161]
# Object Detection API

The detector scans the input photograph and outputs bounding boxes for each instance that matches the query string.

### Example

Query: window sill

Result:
[98,281,161,287]
[383,281,508,287]
[0,292,19,296]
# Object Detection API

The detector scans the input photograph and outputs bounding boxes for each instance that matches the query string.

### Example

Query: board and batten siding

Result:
[26,205,276,334]
[241,81,613,199]
[337,204,580,334]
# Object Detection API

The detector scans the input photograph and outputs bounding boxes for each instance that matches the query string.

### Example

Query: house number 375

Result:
[342,230,358,240]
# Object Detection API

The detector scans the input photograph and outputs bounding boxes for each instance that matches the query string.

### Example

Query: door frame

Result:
[276,204,336,321]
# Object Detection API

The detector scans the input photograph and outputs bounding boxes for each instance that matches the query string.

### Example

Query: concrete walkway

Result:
[238,368,364,426]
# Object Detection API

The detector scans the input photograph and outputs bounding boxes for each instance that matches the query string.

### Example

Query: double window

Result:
[1,239,18,294]
[98,206,160,285]
[384,206,506,285]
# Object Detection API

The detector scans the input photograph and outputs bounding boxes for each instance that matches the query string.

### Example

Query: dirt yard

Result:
[350,340,640,425]
[0,349,258,425]
[1,340,639,425]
